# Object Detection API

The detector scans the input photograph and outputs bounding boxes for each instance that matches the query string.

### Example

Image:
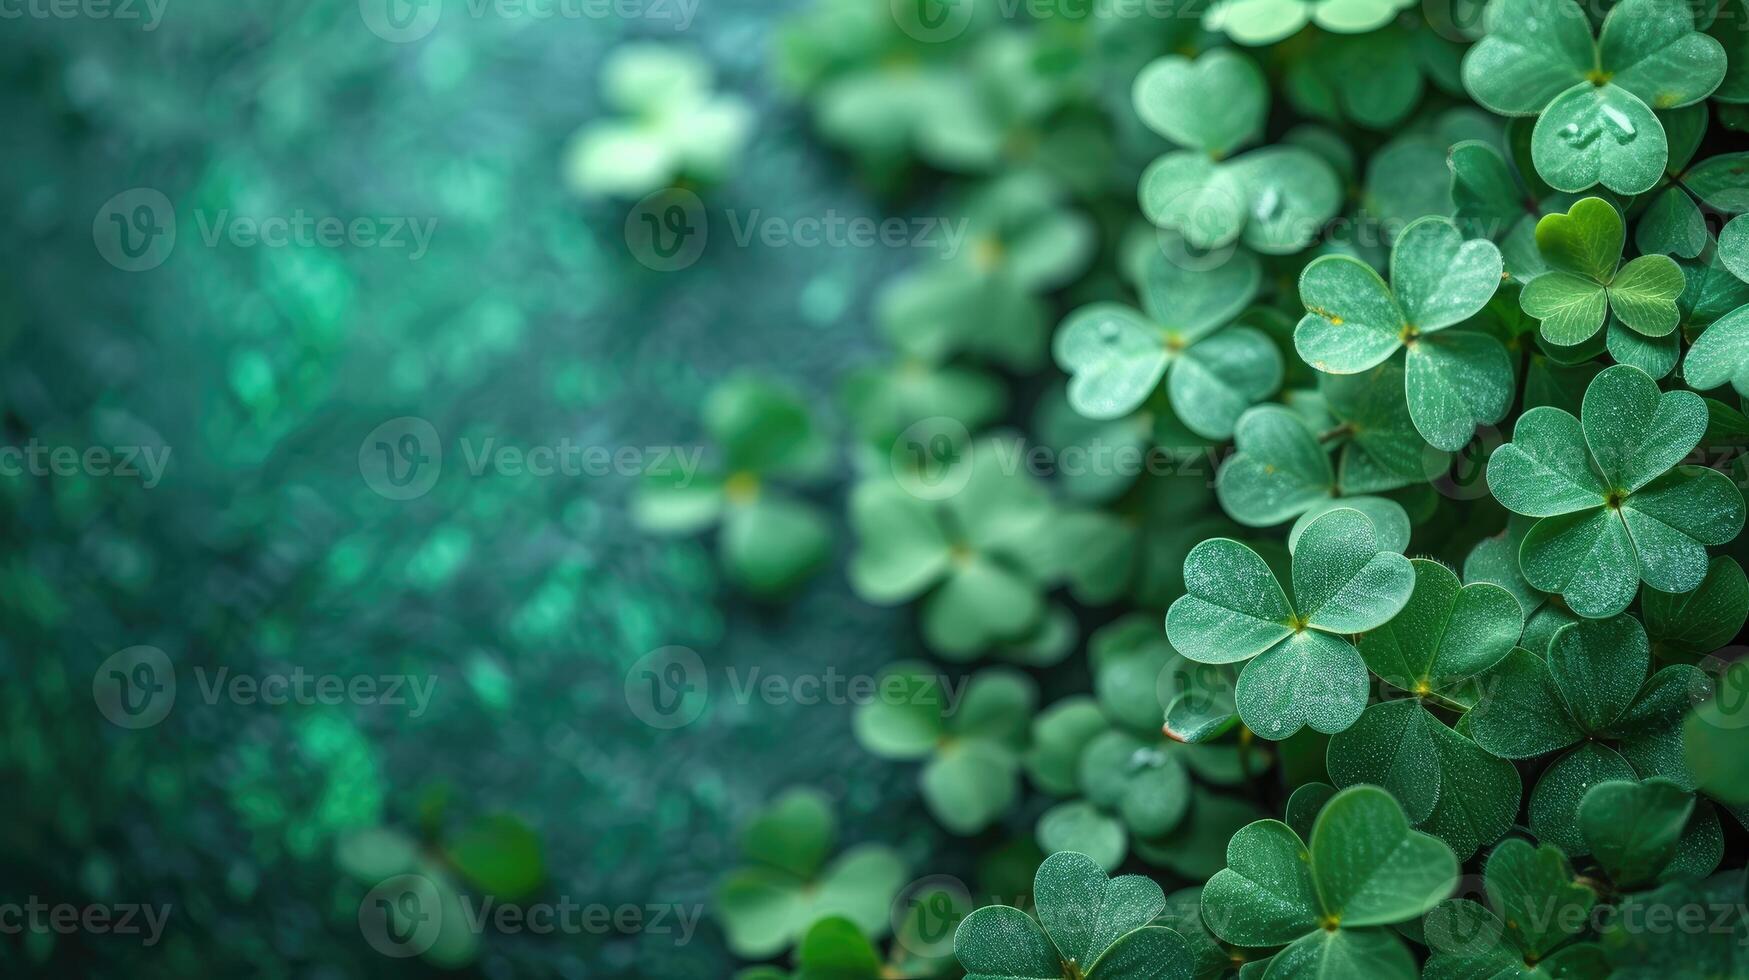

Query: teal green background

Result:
[0,2,955,975]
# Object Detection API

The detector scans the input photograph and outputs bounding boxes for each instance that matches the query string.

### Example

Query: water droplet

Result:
[1254,187,1283,221]
[1600,105,1636,143]
[1559,123,1599,150]
[1099,320,1121,342]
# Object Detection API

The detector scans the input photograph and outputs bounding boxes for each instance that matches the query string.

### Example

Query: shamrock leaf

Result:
[855,664,1034,835]
[1201,786,1458,980]
[1484,364,1745,616]
[1322,362,1452,491]
[1448,138,1572,283]
[1328,560,1523,857]
[953,852,1193,980]
[1462,0,1727,195]
[1519,197,1685,345]
[564,44,752,197]
[841,357,1005,454]
[1026,696,1107,798]
[1643,556,1749,660]
[1467,614,1714,852]
[1214,406,1337,527]
[1054,249,1279,437]
[1133,50,1267,158]
[1037,729,1191,871]
[1167,508,1414,738]
[634,377,833,598]
[1682,302,1749,396]
[1421,838,1606,979]
[1295,216,1511,450]
[717,789,909,959]
[849,440,1058,655]
[1202,0,1417,46]
[1578,777,1694,888]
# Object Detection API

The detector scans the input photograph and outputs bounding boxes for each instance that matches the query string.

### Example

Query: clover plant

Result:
[718,0,1749,975]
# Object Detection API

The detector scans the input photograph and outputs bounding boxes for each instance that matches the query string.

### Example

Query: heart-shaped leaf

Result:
[1215,406,1337,526]
[1578,777,1693,888]
[1133,49,1266,157]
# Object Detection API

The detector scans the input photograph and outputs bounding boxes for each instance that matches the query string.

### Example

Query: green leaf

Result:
[1577,777,1693,888]
[1644,557,1749,659]
[1720,214,1749,282]
[1139,152,1248,250]
[954,905,1061,980]
[1683,303,1749,396]
[1226,146,1344,254]
[1520,270,1610,344]
[443,813,544,900]
[1037,803,1128,872]
[1532,196,1621,284]
[1310,785,1460,925]
[1485,407,1607,516]
[721,495,832,596]
[1290,507,1417,633]
[1406,330,1517,451]
[1266,927,1418,980]
[1360,559,1521,698]
[1528,741,1638,854]
[1215,406,1336,526]
[1461,0,1594,115]
[1236,630,1372,739]
[1294,256,1404,374]
[1599,0,1728,108]
[1034,851,1168,971]
[1287,497,1411,556]
[1486,838,1598,959]
[1027,697,1109,797]
[1168,537,1294,664]
[796,917,883,977]
[1133,49,1266,157]
[1201,819,1321,946]
[1684,660,1749,805]
[1605,317,1680,378]
[1608,254,1685,336]
[741,788,833,878]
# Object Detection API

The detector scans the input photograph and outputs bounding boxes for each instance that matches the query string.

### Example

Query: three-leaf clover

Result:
[563,44,752,197]
[1466,614,1713,853]
[1328,559,1524,859]
[1054,248,1281,439]
[848,440,1058,655]
[1166,507,1415,739]
[1461,0,1727,195]
[854,664,1034,836]
[1519,197,1686,346]
[1134,49,1341,254]
[1294,215,1512,450]
[1577,777,1701,888]
[953,851,1193,980]
[1420,838,1606,979]
[716,789,909,959]
[633,377,833,598]
[1201,786,1459,980]
[1484,364,1745,617]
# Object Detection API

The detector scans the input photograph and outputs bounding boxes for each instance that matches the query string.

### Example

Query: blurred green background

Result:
[0,1,959,975]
